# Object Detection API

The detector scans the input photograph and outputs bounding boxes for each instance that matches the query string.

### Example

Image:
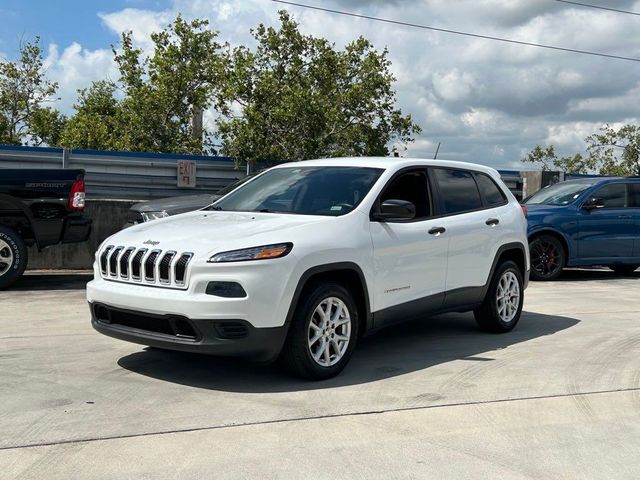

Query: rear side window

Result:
[592,183,628,208]
[476,173,507,206]
[433,168,483,214]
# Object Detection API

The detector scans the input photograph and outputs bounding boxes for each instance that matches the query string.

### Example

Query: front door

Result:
[370,168,448,317]
[578,183,635,259]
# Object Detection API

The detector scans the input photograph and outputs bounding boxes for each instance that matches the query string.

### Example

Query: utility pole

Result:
[192,106,203,149]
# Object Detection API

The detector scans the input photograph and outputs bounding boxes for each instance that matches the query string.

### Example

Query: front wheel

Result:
[474,260,524,333]
[609,264,639,276]
[0,226,28,290]
[529,235,565,281]
[280,282,358,380]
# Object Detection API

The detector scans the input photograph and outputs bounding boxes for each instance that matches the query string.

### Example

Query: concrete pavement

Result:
[1,269,639,479]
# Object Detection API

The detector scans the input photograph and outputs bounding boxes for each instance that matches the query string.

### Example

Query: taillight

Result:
[520,204,528,218]
[69,178,86,211]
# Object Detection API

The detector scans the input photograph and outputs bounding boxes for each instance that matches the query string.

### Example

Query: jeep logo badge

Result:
[143,240,160,246]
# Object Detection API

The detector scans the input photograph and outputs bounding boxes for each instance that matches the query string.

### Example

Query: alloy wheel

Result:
[496,271,520,324]
[531,239,562,278]
[307,296,352,367]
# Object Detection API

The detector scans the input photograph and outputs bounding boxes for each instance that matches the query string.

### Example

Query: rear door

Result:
[578,182,634,259]
[430,168,506,295]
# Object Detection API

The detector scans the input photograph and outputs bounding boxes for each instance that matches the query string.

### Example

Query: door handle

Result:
[428,226,446,236]
[485,218,500,226]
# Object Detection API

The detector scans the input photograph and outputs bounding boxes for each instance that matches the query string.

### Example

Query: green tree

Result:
[521,145,592,173]
[585,124,640,176]
[215,11,421,165]
[0,37,64,146]
[522,124,640,176]
[61,16,224,154]
[59,81,122,150]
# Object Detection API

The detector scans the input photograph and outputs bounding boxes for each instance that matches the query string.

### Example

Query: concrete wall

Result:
[27,200,136,270]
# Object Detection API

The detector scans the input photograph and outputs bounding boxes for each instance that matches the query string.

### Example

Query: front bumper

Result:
[90,302,288,362]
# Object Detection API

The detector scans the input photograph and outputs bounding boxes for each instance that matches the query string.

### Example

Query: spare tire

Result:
[0,225,28,290]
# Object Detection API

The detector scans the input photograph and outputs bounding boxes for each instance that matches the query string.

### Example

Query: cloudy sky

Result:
[1,0,639,168]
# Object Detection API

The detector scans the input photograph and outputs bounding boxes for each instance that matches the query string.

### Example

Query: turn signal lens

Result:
[520,204,528,218]
[208,243,293,263]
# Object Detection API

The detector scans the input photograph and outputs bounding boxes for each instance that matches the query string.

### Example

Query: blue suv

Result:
[523,177,640,280]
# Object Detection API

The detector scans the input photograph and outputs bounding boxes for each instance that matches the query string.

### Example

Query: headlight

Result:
[208,243,293,263]
[141,211,169,222]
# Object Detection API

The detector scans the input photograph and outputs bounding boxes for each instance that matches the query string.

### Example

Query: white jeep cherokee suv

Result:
[88,158,529,380]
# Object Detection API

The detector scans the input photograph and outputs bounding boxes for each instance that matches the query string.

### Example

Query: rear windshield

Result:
[524,181,595,206]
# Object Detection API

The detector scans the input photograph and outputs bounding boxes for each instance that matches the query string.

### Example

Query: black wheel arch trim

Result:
[285,262,373,332]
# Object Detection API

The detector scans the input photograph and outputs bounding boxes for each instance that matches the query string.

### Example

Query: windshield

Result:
[209,166,383,216]
[524,181,595,206]
[216,175,254,196]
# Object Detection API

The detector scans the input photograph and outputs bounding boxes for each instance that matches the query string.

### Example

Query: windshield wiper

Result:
[207,205,223,211]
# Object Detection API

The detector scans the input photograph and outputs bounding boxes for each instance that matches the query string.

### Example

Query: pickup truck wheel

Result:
[0,226,28,290]
[474,260,524,333]
[280,282,358,380]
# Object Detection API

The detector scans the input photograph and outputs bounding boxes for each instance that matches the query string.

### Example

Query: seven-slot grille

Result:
[100,246,193,288]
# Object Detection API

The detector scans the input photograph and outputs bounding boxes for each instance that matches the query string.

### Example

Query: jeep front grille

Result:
[99,245,194,288]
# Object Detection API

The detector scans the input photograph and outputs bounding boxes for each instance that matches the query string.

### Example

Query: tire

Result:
[280,282,359,380]
[0,225,28,290]
[609,264,639,276]
[529,234,565,281]
[474,260,524,333]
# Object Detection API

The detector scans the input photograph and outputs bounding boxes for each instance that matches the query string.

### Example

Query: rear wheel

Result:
[280,282,358,380]
[529,234,565,281]
[609,264,639,276]
[0,226,28,290]
[474,260,524,333]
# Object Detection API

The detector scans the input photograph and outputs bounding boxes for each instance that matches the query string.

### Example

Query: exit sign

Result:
[177,160,196,188]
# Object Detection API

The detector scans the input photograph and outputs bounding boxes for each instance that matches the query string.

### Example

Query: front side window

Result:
[591,183,628,208]
[476,173,507,207]
[433,168,482,214]
[210,166,383,216]
[524,181,595,206]
[379,169,432,219]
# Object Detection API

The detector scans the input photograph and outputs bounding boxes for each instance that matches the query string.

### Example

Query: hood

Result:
[131,193,220,215]
[107,210,333,258]
[524,204,568,216]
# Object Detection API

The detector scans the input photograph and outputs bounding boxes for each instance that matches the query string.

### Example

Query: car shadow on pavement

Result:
[11,272,93,291]
[117,310,579,392]
[558,268,640,282]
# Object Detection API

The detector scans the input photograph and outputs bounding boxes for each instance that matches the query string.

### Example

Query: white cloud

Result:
[43,43,116,112]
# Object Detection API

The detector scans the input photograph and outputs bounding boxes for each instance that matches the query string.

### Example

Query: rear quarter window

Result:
[476,173,507,207]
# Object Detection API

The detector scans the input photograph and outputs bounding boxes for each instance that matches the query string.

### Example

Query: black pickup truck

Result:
[0,169,92,289]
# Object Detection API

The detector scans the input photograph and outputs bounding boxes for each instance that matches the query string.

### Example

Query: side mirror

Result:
[373,199,416,221]
[583,197,605,211]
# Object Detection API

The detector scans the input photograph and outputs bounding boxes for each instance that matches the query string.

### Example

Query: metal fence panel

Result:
[0,145,244,199]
